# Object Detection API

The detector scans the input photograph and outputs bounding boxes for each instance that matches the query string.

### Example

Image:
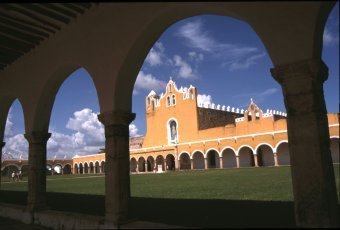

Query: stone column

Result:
[144,162,148,172]
[236,156,240,168]
[0,142,5,189]
[253,154,259,167]
[271,59,339,228]
[204,158,208,169]
[177,159,181,170]
[219,157,223,169]
[190,159,194,170]
[24,132,51,211]
[98,111,135,225]
[273,152,279,167]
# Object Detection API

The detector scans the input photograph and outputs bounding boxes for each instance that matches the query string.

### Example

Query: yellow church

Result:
[71,79,339,175]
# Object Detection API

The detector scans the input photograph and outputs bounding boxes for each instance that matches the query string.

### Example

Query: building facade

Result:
[71,79,340,174]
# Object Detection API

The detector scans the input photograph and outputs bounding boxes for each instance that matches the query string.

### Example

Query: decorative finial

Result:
[251,98,253,104]
[170,76,172,81]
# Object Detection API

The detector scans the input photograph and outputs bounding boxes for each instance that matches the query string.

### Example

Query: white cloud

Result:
[4,115,14,138]
[197,94,213,107]
[134,71,167,95]
[232,88,278,106]
[3,108,140,159]
[323,28,339,46]
[145,42,165,66]
[173,55,196,79]
[188,51,204,62]
[176,19,264,71]
[228,52,266,71]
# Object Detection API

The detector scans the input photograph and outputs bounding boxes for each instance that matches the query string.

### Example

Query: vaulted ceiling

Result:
[0,3,96,72]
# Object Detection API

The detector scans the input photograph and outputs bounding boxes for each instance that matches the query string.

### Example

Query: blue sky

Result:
[4,4,339,159]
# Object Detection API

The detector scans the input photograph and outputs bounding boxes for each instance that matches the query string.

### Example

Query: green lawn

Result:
[1,165,339,201]
[1,165,339,228]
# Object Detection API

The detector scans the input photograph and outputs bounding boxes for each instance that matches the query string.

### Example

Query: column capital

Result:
[98,110,136,126]
[24,132,51,144]
[270,58,328,85]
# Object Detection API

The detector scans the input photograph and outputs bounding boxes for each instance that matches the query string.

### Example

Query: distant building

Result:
[70,79,339,174]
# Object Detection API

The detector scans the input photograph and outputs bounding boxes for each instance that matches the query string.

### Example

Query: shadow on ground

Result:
[0,191,297,228]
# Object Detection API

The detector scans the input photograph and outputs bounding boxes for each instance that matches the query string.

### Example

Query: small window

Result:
[168,84,172,92]
[167,96,170,106]
[147,97,150,105]
[172,95,176,105]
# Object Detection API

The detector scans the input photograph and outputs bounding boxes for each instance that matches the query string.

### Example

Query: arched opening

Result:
[1,165,20,178]
[256,145,275,166]
[95,161,100,173]
[179,152,191,170]
[46,164,53,175]
[165,154,175,170]
[156,155,165,172]
[330,138,339,163]
[20,165,29,178]
[101,161,105,174]
[130,158,137,172]
[222,148,237,168]
[238,146,255,168]
[84,162,89,174]
[79,163,84,174]
[147,156,155,172]
[192,151,205,169]
[206,149,220,169]
[63,164,72,174]
[74,163,79,174]
[89,162,94,174]
[168,119,178,144]
[138,157,146,172]
[53,164,62,175]
[276,142,290,166]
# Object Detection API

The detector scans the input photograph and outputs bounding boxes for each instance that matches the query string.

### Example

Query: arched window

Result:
[147,97,150,105]
[172,95,176,105]
[168,84,172,92]
[168,120,178,143]
[167,96,170,106]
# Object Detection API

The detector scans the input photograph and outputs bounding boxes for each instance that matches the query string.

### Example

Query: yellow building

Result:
[72,79,339,174]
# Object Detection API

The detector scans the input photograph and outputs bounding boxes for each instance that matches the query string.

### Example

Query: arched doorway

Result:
[179,152,191,170]
[79,163,84,174]
[138,157,146,172]
[276,142,290,166]
[192,151,205,169]
[73,163,79,174]
[101,161,105,173]
[238,146,255,167]
[206,149,220,169]
[222,148,237,168]
[156,155,165,171]
[1,165,20,178]
[84,162,89,174]
[165,154,175,171]
[256,144,275,166]
[95,161,100,173]
[130,158,137,172]
[46,164,53,175]
[147,156,155,172]
[89,162,94,174]
[63,164,72,174]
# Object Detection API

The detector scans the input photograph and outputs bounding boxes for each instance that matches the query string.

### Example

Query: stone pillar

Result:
[144,162,148,172]
[271,59,339,228]
[177,159,181,170]
[273,152,279,167]
[98,111,135,225]
[0,142,5,189]
[190,159,194,170]
[24,132,51,211]
[219,157,223,169]
[204,158,208,169]
[236,156,240,168]
[254,154,259,167]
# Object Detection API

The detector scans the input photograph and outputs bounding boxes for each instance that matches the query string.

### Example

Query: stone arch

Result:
[95,161,101,173]
[165,154,175,171]
[79,162,84,174]
[179,152,191,170]
[192,151,205,169]
[330,137,339,163]
[89,162,94,174]
[255,144,275,166]
[130,157,137,172]
[20,165,29,177]
[101,161,105,174]
[206,148,220,169]
[238,145,255,168]
[63,164,72,174]
[1,164,20,177]
[146,156,155,172]
[84,162,89,174]
[155,155,165,172]
[137,157,146,172]
[276,141,290,166]
[74,163,79,174]
[46,164,53,175]
[221,147,237,168]
[53,163,63,175]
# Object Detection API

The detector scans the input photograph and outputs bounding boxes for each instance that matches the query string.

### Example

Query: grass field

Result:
[0,165,339,228]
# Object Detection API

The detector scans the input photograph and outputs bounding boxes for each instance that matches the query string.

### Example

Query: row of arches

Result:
[73,161,105,174]
[1,163,72,177]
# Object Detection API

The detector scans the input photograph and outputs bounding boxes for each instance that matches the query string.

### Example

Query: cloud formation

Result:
[173,55,196,79]
[176,19,265,71]
[3,108,140,159]
[134,71,167,95]
[145,42,165,66]
[197,94,213,107]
